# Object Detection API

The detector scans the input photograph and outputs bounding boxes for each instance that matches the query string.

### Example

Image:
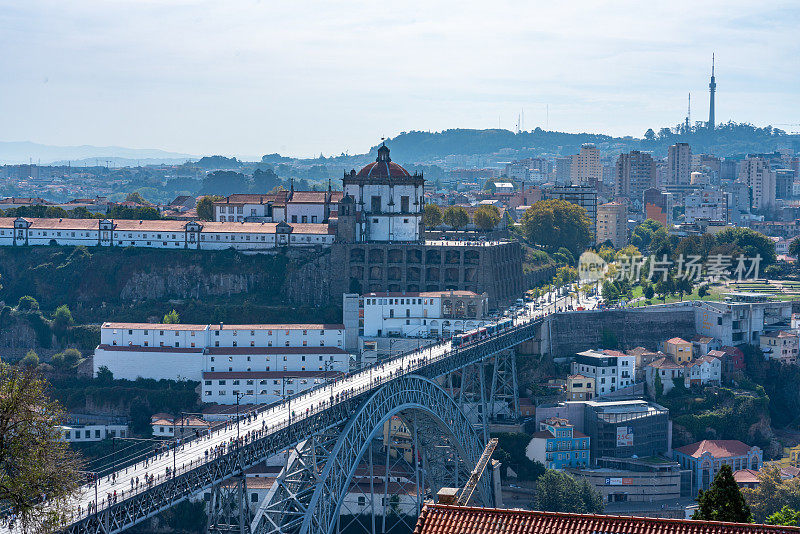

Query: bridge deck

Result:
[12,308,547,533]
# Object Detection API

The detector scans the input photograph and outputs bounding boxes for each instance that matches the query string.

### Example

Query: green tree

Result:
[422,203,442,228]
[630,219,666,254]
[473,205,501,230]
[715,227,777,267]
[653,370,664,398]
[534,470,604,514]
[693,465,752,523]
[698,285,710,298]
[125,191,150,205]
[643,284,655,300]
[21,350,39,369]
[483,179,497,193]
[521,199,592,258]
[442,206,470,229]
[741,464,800,522]
[789,238,800,259]
[767,506,800,526]
[52,304,74,332]
[196,195,224,221]
[17,295,40,312]
[0,365,83,531]
[96,365,114,383]
[163,309,180,324]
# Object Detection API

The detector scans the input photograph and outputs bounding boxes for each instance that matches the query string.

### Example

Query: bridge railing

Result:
[59,313,544,532]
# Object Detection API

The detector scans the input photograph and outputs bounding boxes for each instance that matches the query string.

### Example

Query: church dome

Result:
[356,144,411,179]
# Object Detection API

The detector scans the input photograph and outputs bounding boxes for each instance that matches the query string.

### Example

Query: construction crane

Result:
[436,438,499,506]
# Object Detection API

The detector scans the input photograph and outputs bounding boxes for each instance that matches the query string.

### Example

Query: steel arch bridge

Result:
[252,375,491,534]
[56,318,542,534]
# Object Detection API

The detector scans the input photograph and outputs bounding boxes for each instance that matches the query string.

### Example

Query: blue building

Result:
[673,439,762,493]
[525,417,590,469]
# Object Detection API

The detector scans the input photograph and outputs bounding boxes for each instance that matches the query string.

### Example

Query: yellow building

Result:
[382,415,413,463]
[566,374,595,401]
[596,202,628,249]
[663,337,693,364]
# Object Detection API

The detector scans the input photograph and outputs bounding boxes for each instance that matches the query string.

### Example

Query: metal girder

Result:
[58,320,540,534]
[252,375,488,534]
[489,349,519,421]
[207,475,252,534]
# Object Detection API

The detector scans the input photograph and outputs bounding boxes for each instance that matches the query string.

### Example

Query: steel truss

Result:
[59,320,540,534]
[207,475,252,534]
[251,375,488,534]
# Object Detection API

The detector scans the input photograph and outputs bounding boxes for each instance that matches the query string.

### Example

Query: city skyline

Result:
[1,0,798,159]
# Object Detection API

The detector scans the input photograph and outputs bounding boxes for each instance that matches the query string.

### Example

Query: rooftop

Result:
[412,504,797,534]
[674,440,757,459]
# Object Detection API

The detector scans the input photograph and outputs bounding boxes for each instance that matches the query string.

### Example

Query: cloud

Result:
[0,0,797,157]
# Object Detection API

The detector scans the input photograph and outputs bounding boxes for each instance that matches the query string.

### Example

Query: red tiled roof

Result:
[674,440,755,459]
[364,290,480,298]
[412,504,798,534]
[733,469,760,484]
[665,337,690,344]
[649,357,684,370]
[202,370,342,379]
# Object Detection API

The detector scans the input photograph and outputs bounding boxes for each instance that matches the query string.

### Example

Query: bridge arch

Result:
[256,375,490,534]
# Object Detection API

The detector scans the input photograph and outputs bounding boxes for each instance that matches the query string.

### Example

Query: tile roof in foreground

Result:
[412,504,800,534]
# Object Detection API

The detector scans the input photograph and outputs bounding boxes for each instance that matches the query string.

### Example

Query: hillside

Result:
[0,246,340,327]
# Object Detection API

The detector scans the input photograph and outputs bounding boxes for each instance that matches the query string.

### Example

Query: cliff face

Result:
[0,246,339,325]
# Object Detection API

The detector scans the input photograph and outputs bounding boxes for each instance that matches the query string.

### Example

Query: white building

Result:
[571,144,602,188]
[202,370,343,405]
[684,190,728,224]
[685,354,722,386]
[0,217,334,251]
[213,189,343,224]
[571,350,635,396]
[340,144,425,243]
[693,296,793,346]
[738,157,776,211]
[60,423,128,442]
[344,290,489,339]
[94,322,348,385]
[151,415,211,438]
[760,330,799,365]
[668,143,692,185]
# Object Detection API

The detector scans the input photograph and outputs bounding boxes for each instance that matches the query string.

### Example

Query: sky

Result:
[1,0,798,159]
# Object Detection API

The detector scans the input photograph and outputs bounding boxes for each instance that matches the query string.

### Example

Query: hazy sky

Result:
[1,0,798,158]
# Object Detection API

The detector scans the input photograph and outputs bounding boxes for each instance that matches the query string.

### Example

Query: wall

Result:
[543,306,696,357]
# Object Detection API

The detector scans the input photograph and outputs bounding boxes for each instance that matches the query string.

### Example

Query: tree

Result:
[630,219,667,253]
[125,191,150,205]
[0,365,83,531]
[422,204,442,228]
[442,206,470,230]
[163,309,180,324]
[789,238,800,259]
[196,195,223,221]
[643,284,655,300]
[521,200,592,258]
[653,370,664,398]
[473,205,501,231]
[693,465,752,523]
[698,285,710,298]
[201,170,249,196]
[741,464,800,522]
[250,168,281,193]
[96,365,114,383]
[534,470,603,514]
[767,506,800,526]
[644,128,656,141]
[16,295,39,312]
[21,350,39,369]
[715,227,777,267]
[483,179,497,193]
[52,304,74,333]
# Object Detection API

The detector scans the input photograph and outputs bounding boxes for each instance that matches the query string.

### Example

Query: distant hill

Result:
[0,141,197,165]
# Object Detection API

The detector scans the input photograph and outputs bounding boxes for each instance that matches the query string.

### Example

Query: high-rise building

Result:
[554,157,572,184]
[596,202,628,249]
[570,143,602,188]
[684,190,728,224]
[667,143,692,185]
[775,169,796,200]
[614,151,656,202]
[546,185,597,239]
[738,156,776,211]
[708,54,716,130]
[643,188,673,228]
